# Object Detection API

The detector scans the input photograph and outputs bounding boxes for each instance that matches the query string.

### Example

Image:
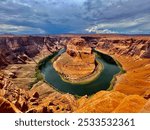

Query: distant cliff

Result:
[0,35,149,68]
[0,35,70,68]
[0,34,150,113]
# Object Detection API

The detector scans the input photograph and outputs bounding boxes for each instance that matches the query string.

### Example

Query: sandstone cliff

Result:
[0,35,68,68]
[53,38,96,81]
[0,73,149,113]
[0,73,77,113]
[0,34,150,113]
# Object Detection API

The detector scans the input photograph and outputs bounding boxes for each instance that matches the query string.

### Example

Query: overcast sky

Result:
[0,0,150,34]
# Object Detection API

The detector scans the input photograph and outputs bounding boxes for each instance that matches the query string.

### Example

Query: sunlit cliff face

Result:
[53,38,96,81]
[0,35,150,113]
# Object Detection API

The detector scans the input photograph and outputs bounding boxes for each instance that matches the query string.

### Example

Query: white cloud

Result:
[85,28,118,34]
[85,14,150,34]
[0,24,46,34]
[91,19,142,28]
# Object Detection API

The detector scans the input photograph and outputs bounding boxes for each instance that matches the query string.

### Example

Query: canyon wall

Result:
[0,35,70,68]
[0,34,150,113]
[0,35,150,69]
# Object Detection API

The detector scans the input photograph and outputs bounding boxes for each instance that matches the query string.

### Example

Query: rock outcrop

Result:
[0,97,21,113]
[1,35,149,68]
[0,35,68,89]
[1,72,148,113]
[53,38,97,82]
[75,91,126,113]
[96,36,150,58]
[0,34,150,113]
[113,95,147,113]
[75,91,148,113]
[140,99,150,112]
[0,72,77,113]
[0,35,67,68]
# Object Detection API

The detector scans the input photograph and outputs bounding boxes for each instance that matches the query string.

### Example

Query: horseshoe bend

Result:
[39,38,121,96]
[0,34,150,113]
[53,38,102,84]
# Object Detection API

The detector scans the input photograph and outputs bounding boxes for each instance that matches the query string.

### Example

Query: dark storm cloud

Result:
[84,0,150,34]
[0,0,149,34]
[83,0,150,21]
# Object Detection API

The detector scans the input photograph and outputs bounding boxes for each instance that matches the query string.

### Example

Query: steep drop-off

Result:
[53,38,102,83]
[0,34,150,113]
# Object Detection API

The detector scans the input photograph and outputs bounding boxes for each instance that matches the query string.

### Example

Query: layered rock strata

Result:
[0,34,150,113]
[0,73,77,113]
[53,38,101,83]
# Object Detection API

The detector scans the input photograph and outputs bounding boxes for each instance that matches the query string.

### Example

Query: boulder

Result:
[0,97,21,113]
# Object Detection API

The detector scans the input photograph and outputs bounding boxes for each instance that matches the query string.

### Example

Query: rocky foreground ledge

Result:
[0,34,150,113]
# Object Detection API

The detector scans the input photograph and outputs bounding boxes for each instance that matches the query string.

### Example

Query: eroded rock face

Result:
[0,36,66,68]
[96,36,150,58]
[0,72,149,113]
[113,95,147,113]
[0,73,77,113]
[0,73,30,112]
[75,91,148,113]
[140,99,150,113]
[0,35,149,68]
[94,36,150,97]
[0,97,21,113]
[27,93,77,113]
[0,34,150,113]
[0,35,68,89]
[53,38,96,80]
[75,91,126,113]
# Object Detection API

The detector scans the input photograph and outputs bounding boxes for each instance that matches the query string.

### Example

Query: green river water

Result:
[39,49,121,96]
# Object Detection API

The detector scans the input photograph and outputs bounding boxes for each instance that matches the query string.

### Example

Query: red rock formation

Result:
[0,36,66,68]
[53,38,96,81]
[113,95,147,113]
[140,99,150,112]
[0,97,21,113]
[0,34,150,113]
[75,91,126,113]
[0,73,77,113]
